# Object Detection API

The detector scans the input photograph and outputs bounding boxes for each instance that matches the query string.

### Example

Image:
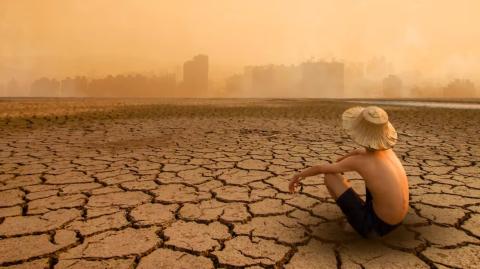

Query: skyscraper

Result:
[300,61,344,98]
[382,75,403,98]
[183,54,209,96]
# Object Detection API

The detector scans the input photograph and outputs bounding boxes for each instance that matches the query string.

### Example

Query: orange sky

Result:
[1,0,480,84]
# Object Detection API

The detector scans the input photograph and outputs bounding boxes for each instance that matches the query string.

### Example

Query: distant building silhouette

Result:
[152,74,177,97]
[182,54,209,96]
[31,77,60,97]
[300,60,344,97]
[443,79,476,98]
[225,74,246,96]
[366,57,393,81]
[248,65,275,96]
[27,73,178,98]
[60,76,88,97]
[410,83,439,98]
[238,64,302,97]
[344,62,365,83]
[344,62,365,97]
[226,60,344,97]
[6,79,19,96]
[273,65,302,97]
[382,75,403,98]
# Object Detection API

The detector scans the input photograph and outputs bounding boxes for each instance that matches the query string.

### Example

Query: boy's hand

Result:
[289,174,303,193]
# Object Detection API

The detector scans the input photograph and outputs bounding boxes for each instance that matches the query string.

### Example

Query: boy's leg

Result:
[326,173,370,237]
[324,173,351,200]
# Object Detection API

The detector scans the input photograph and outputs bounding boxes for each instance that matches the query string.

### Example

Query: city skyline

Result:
[2,54,478,98]
[1,1,480,97]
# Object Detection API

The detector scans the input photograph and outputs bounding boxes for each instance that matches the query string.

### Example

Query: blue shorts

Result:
[335,187,401,237]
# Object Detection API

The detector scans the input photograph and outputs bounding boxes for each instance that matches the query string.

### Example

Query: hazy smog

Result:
[1,0,480,98]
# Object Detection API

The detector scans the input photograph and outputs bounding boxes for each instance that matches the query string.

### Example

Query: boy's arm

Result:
[289,156,359,193]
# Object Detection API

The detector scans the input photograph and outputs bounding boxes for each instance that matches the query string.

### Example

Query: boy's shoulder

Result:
[355,149,396,163]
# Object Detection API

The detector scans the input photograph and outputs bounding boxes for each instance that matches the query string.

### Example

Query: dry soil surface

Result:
[0,98,479,269]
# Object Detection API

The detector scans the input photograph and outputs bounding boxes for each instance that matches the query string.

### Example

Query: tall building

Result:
[6,78,20,96]
[183,54,209,96]
[31,77,61,97]
[443,79,477,98]
[382,75,403,98]
[344,62,366,97]
[225,74,246,97]
[60,76,88,97]
[366,57,393,81]
[249,65,275,96]
[226,61,344,97]
[240,64,302,97]
[300,61,344,97]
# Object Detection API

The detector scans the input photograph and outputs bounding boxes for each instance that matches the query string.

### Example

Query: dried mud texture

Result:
[0,98,479,268]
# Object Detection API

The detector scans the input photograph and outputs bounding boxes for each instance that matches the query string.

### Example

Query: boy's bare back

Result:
[346,148,409,224]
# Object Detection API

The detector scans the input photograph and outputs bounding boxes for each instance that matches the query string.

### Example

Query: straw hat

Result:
[342,106,398,150]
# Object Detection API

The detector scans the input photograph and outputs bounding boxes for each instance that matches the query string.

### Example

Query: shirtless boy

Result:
[289,106,409,237]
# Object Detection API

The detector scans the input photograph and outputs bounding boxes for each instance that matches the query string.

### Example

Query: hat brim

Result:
[342,106,398,150]
[342,106,364,131]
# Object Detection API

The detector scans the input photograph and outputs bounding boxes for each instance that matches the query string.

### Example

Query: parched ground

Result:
[0,98,479,269]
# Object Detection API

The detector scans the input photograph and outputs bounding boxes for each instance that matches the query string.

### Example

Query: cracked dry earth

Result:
[0,98,479,269]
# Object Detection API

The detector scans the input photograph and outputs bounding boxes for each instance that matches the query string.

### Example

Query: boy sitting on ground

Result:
[289,106,409,237]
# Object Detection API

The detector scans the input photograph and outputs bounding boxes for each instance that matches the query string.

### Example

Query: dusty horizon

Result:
[1,0,480,97]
